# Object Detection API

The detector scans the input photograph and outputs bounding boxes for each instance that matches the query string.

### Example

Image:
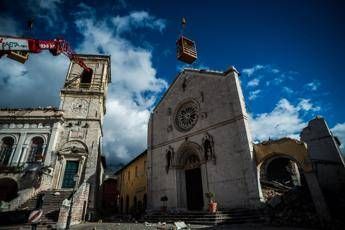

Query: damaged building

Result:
[0,54,110,227]
[253,117,345,227]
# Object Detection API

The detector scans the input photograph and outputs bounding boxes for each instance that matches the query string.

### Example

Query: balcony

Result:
[0,164,25,173]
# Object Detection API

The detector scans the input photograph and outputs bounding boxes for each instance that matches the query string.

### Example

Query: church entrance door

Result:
[185,167,204,210]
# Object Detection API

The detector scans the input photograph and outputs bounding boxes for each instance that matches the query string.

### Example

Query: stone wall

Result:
[56,182,90,229]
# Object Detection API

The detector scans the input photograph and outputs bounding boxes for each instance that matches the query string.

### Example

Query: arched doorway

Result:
[184,154,204,210]
[0,178,18,202]
[259,155,304,200]
[265,157,301,187]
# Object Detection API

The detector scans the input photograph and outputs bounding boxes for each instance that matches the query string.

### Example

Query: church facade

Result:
[147,67,262,211]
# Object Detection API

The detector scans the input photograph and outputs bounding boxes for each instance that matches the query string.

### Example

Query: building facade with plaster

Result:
[0,54,111,226]
[115,150,147,215]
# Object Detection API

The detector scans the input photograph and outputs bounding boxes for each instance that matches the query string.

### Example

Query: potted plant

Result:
[160,195,168,212]
[205,192,217,213]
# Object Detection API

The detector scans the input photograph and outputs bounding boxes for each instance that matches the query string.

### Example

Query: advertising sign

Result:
[0,37,29,51]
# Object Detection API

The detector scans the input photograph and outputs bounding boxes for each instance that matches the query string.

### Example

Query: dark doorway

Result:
[0,178,18,202]
[185,167,204,210]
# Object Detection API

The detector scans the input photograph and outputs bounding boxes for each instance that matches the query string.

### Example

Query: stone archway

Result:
[0,178,18,202]
[254,138,331,224]
[175,141,206,211]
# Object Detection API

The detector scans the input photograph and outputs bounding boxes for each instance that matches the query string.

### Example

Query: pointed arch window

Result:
[28,137,44,162]
[0,137,14,166]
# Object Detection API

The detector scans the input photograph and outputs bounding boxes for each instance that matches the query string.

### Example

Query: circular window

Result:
[175,101,199,132]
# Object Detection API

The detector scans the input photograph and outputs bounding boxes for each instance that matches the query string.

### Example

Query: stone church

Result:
[0,54,110,226]
[146,66,345,226]
[147,67,262,211]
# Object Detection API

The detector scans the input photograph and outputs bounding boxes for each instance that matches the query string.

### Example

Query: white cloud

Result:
[0,52,68,107]
[250,98,320,141]
[74,7,168,164]
[247,78,260,87]
[273,76,284,85]
[242,65,281,77]
[0,5,168,166]
[271,68,280,73]
[242,65,264,76]
[248,89,261,100]
[112,11,166,35]
[331,123,345,153]
[297,99,320,112]
[282,86,294,94]
[305,80,321,91]
[29,0,64,29]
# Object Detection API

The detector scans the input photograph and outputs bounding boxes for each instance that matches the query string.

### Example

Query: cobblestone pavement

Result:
[70,222,316,230]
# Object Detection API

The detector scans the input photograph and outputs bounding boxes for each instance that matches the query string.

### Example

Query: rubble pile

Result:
[263,182,319,227]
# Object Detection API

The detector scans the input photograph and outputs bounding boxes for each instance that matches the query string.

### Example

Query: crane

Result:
[0,35,90,71]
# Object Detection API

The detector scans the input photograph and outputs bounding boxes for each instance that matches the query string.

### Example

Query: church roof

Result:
[153,66,239,112]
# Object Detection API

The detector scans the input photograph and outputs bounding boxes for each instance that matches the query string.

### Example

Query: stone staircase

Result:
[145,209,267,225]
[18,190,73,225]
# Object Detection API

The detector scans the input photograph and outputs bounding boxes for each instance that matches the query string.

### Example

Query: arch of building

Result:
[254,137,331,224]
[254,138,312,173]
[174,141,207,210]
[0,177,18,202]
[58,140,89,155]
[175,141,204,168]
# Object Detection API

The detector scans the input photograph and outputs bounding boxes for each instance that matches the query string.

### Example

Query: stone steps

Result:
[145,209,267,225]
[18,190,73,224]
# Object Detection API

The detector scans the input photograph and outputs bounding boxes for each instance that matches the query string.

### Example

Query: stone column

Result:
[44,122,61,166]
[10,132,26,166]
[304,172,331,225]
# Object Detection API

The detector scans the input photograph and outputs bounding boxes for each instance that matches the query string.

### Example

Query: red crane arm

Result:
[0,36,90,71]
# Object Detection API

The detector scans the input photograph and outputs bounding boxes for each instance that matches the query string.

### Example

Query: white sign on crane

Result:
[0,37,29,51]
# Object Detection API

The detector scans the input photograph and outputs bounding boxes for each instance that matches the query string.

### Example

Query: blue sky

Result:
[1,0,344,167]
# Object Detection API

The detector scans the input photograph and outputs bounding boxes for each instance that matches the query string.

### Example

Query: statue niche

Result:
[202,133,215,163]
[165,146,175,174]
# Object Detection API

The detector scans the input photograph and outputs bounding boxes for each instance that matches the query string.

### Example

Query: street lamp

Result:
[65,174,79,230]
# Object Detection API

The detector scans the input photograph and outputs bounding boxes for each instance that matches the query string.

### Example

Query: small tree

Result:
[205,192,215,202]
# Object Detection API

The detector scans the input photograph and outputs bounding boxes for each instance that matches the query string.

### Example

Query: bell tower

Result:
[60,54,111,121]
[55,54,111,219]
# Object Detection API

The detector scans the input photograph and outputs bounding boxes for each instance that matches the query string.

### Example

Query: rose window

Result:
[175,101,199,131]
